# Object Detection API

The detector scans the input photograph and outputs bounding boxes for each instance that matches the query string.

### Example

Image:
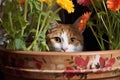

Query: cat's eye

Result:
[71,37,76,42]
[54,37,61,42]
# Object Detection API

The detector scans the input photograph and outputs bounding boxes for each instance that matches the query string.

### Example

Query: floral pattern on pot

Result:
[0,49,120,79]
[64,55,116,79]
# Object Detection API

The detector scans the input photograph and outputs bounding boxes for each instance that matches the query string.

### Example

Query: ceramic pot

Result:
[0,48,120,80]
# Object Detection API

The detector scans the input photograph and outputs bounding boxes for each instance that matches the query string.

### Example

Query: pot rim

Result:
[0,47,120,56]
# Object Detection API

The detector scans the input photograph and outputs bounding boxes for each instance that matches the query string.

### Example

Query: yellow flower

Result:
[56,0,74,13]
[38,0,51,2]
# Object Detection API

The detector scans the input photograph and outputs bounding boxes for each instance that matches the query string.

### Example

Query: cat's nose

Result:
[61,48,68,52]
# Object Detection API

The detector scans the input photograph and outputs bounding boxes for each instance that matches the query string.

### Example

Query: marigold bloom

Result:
[77,0,91,7]
[18,0,24,4]
[56,0,74,13]
[107,0,120,11]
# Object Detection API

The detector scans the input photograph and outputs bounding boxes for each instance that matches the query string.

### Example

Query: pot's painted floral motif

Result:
[64,55,116,79]
[99,57,115,68]
[64,67,77,79]
[75,56,89,69]
[32,58,43,69]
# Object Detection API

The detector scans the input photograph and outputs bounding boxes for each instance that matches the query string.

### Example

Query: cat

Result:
[46,12,91,52]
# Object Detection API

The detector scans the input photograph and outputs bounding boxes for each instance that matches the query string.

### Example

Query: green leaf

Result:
[87,21,95,27]
[54,14,61,21]
[33,44,39,51]
[29,1,34,13]
[15,38,26,50]
[33,1,41,11]
[40,41,49,51]
[19,17,29,28]
[97,11,106,18]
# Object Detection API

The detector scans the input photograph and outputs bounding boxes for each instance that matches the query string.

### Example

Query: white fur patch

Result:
[53,31,83,52]
[61,32,69,49]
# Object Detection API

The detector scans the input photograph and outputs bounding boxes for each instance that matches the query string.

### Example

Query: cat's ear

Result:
[47,20,59,34]
[72,12,92,33]
[50,20,59,29]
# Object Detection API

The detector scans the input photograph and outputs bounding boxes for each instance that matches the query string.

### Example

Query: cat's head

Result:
[46,12,91,52]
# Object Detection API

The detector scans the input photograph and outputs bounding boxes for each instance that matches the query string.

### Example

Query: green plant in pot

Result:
[86,0,120,50]
[0,0,74,51]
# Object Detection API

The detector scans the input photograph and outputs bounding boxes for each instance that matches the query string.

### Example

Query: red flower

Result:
[77,0,91,7]
[74,56,89,68]
[107,0,120,11]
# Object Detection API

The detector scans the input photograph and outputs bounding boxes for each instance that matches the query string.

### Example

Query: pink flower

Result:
[77,0,91,7]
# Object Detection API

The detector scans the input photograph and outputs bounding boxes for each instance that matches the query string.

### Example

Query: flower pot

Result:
[0,48,120,80]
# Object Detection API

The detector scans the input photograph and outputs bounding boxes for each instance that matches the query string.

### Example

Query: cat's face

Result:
[46,23,83,52]
[46,12,91,52]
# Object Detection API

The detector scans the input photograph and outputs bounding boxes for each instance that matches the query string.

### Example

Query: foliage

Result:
[0,0,74,51]
[77,0,120,50]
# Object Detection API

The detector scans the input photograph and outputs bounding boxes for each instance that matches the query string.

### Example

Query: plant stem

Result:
[36,2,43,36]
[24,0,28,21]
[27,37,37,50]
[53,7,62,15]
[102,0,111,32]
[0,18,2,23]
[42,7,62,33]
[100,16,109,32]
[102,0,113,49]
[8,12,15,38]
[90,25,105,50]
[27,2,44,51]
[21,0,28,37]
[39,12,50,35]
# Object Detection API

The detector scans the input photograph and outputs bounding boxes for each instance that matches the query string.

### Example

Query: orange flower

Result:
[18,0,25,4]
[78,12,92,32]
[107,0,120,11]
